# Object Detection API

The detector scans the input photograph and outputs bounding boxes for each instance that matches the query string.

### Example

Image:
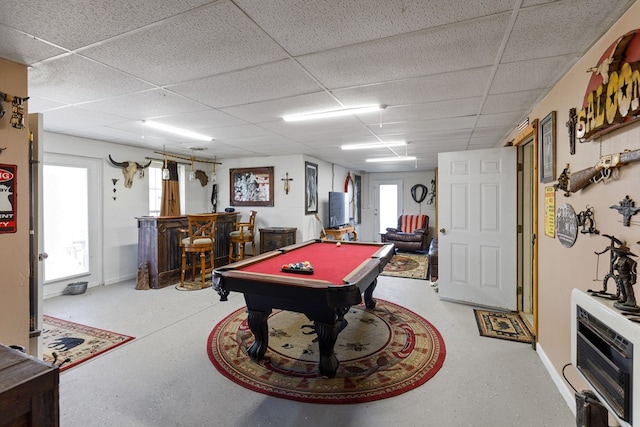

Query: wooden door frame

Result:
[512,119,539,339]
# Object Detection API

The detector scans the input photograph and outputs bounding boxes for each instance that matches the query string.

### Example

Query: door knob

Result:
[439,228,446,234]
[38,252,48,261]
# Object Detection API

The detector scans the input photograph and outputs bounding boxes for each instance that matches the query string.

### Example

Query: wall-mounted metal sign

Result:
[0,164,16,233]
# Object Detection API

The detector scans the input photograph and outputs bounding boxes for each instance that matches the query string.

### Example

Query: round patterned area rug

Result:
[207,299,446,404]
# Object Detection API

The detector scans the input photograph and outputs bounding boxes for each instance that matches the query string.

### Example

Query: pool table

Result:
[212,239,395,378]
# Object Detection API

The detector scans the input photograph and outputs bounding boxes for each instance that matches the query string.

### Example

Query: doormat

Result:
[42,315,134,371]
[473,309,533,344]
[380,253,428,279]
[207,299,446,404]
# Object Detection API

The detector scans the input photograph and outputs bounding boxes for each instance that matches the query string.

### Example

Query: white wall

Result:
[43,132,210,296]
[42,131,437,296]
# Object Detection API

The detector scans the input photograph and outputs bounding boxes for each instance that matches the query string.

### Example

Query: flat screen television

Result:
[328,191,350,228]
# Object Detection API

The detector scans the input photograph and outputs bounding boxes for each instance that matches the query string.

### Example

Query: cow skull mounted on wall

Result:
[108,155,152,188]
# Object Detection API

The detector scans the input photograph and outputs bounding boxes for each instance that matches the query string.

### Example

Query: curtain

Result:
[160,160,180,216]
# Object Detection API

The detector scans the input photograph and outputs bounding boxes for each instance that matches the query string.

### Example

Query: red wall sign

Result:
[0,164,17,233]
[577,29,640,141]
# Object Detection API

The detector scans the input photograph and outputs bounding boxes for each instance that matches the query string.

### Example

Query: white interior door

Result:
[373,179,403,241]
[437,147,517,310]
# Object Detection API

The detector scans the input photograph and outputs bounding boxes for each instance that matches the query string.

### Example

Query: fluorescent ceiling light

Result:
[283,105,384,122]
[142,120,213,141]
[366,156,417,163]
[341,141,406,150]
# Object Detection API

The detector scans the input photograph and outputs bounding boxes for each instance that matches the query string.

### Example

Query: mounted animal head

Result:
[108,155,152,188]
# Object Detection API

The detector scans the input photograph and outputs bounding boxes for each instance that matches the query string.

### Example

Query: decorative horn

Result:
[108,155,127,168]
[135,160,152,169]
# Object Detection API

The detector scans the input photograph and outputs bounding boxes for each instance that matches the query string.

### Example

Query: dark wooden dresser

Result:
[259,227,297,253]
[0,345,59,427]
[136,213,238,288]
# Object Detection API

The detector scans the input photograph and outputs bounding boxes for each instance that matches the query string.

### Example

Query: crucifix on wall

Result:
[281,172,293,195]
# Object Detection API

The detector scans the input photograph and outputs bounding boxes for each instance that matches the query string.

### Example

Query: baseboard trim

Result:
[536,343,576,417]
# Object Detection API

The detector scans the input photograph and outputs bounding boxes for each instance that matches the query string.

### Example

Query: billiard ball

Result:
[336,242,341,247]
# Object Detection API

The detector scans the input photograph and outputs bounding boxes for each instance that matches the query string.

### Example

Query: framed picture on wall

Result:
[229,167,274,206]
[539,111,556,183]
[305,162,318,214]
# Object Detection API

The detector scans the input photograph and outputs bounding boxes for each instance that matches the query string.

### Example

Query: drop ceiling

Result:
[0,0,635,172]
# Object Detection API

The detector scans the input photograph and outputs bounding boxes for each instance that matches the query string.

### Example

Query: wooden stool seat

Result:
[180,214,217,289]
[229,210,257,263]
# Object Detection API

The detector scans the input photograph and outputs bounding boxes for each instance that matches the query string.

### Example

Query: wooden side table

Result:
[259,227,297,253]
[324,225,357,241]
[0,345,59,426]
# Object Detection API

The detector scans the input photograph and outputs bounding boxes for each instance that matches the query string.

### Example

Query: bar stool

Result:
[229,210,257,263]
[179,214,217,289]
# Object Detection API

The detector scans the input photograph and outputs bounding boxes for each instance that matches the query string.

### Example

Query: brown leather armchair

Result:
[384,214,430,252]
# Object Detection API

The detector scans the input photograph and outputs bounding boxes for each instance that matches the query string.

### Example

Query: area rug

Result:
[473,309,533,344]
[380,253,428,279]
[207,299,446,404]
[42,315,134,371]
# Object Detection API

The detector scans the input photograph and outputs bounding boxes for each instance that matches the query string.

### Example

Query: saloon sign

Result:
[577,29,640,141]
[0,164,16,233]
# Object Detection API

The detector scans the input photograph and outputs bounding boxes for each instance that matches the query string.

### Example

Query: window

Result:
[148,163,186,216]
[148,166,162,216]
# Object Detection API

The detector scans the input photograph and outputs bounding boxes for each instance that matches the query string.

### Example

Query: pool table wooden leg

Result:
[246,309,272,361]
[314,320,341,378]
[364,278,378,309]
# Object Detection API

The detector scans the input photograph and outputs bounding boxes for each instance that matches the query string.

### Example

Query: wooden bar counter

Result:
[136,213,238,289]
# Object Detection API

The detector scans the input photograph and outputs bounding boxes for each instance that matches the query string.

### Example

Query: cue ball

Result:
[336,242,341,247]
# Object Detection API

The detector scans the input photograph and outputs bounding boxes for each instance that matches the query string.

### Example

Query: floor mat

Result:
[380,253,428,279]
[42,315,134,371]
[473,309,533,344]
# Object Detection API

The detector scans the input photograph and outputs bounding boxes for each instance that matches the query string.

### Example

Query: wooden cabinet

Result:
[259,227,297,253]
[0,345,59,427]
[136,213,238,289]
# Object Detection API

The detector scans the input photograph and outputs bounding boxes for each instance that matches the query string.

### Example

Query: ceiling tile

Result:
[79,2,289,86]
[482,89,546,115]
[492,55,578,94]
[0,25,66,65]
[503,0,636,62]
[168,60,324,108]
[82,89,209,121]
[235,0,515,56]
[28,54,155,104]
[0,0,213,50]
[220,92,343,124]
[333,67,493,108]
[297,13,509,88]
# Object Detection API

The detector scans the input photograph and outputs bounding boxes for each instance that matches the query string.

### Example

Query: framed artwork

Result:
[230,167,274,206]
[305,161,318,214]
[539,111,556,183]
